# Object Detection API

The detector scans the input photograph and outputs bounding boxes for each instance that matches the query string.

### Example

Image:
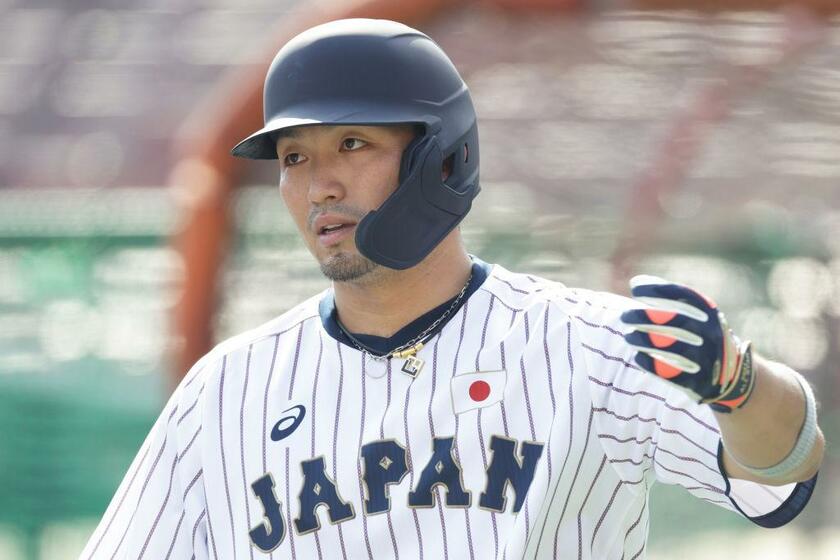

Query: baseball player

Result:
[81,19,824,559]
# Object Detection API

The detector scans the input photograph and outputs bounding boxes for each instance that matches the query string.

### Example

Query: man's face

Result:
[276,124,416,283]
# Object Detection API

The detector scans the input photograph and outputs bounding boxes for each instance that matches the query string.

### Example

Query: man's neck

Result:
[332,244,472,338]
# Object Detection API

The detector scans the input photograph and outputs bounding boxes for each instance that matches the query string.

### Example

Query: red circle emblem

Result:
[469,380,491,402]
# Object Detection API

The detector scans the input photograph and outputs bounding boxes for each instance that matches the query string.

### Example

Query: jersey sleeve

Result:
[79,362,212,559]
[566,289,817,528]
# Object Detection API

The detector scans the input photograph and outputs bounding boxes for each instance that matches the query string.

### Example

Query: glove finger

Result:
[624,331,702,357]
[629,275,716,319]
[632,295,708,322]
[620,308,706,334]
[630,346,701,378]
[633,350,706,402]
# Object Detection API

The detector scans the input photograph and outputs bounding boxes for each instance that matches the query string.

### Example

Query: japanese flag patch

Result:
[450,370,507,415]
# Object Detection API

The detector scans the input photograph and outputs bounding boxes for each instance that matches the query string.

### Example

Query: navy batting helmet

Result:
[231,18,480,270]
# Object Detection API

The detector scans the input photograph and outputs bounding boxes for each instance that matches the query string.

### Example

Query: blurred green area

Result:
[0,186,836,559]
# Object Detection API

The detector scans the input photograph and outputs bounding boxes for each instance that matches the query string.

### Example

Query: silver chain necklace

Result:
[335,272,473,378]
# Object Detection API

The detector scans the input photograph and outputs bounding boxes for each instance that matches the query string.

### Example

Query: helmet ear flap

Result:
[356,131,473,270]
[400,131,461,186]
[436,124,480,197]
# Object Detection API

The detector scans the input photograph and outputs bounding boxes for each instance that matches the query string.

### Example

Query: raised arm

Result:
[620,276,824,486]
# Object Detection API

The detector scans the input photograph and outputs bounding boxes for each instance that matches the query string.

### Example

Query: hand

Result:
[620,275,757,413]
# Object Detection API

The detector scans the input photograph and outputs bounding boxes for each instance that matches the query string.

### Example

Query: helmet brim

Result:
[230,99,449,160]
[230,117,322,160]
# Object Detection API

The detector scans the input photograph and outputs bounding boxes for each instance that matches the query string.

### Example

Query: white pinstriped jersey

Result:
[81,260,815,560]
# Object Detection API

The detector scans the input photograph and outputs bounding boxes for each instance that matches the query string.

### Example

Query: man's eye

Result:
[342,138,366,151]
[284,153,304,166]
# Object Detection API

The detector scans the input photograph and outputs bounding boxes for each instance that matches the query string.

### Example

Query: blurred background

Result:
[0,0,838,558]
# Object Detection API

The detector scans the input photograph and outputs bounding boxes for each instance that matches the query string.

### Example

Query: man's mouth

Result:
[318,223,356,246]
[320,224,350,234]
[312,212,359,246]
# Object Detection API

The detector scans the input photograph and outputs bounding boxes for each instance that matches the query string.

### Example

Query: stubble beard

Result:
[319,252,381,283]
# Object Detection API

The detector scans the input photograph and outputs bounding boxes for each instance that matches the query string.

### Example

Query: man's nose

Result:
[307,156,346,205]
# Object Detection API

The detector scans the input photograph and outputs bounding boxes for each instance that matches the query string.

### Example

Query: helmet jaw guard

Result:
[231,18,481,270]
[355,124,480,270]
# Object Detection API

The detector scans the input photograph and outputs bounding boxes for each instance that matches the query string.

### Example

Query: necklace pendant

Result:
[401,355,424,378]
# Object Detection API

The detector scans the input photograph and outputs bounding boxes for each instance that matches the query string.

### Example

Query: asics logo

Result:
[271,405,306,441]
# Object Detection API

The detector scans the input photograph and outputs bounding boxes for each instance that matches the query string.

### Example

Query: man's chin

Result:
[319,252,380,282]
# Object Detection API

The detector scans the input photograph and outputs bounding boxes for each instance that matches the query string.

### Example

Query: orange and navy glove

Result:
[620,275,757,413]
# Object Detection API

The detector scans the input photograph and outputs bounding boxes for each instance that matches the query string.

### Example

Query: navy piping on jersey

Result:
[716,440,818,528]
[319,257,492,355]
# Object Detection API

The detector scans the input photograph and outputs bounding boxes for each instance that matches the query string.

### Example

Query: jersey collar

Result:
[319,256,491,356]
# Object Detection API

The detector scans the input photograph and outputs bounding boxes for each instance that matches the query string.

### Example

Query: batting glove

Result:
[620,275,757,413]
